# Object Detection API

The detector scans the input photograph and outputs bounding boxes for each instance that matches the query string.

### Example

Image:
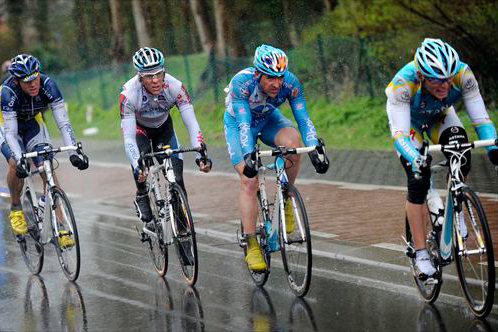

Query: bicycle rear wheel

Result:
[454,187,495,318]
[279,184,312,297]
[50,187,80,281]
[148,188,168,277]
[242,191,271,287]
[19,188,44,275]
[405,215,442,303]
[171,183,198,286]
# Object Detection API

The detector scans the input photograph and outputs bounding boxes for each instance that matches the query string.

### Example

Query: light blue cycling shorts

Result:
[223,109,294,165]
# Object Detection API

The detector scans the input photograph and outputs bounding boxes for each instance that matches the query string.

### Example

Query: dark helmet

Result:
[9,54,41,81]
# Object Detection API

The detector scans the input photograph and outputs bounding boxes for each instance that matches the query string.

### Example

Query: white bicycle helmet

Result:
[414,38,460,79]
[133,47,164,72]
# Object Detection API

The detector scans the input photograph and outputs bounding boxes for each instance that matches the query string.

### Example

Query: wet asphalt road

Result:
[0,140,497,331]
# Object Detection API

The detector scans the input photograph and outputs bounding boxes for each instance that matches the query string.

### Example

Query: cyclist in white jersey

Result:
[120,47,211,226]
[224,44,329,271]
[386,39,498,279]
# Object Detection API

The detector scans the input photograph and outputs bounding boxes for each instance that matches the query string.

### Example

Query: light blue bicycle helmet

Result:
[253,44,288,77]
[414,38,460,79]
[133,47,164,72]
[9,54,40,81]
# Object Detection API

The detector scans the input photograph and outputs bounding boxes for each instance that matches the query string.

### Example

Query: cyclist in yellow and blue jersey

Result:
[1,54,88,241]
[386,38,498,279]
[224,44,330,271]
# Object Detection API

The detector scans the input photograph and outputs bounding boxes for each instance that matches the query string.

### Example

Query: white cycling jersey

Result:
[120,73,203,168]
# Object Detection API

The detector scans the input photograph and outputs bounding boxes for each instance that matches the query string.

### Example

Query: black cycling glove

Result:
[70,154,89,170]
[242,153,258,178]
[308,150,329,174]
[15,162,29,178]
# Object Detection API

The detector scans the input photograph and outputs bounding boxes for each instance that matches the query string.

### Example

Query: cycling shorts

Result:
[223,109,294,165]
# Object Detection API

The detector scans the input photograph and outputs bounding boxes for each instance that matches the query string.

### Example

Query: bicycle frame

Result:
[22,145,81,245]
[142,156,178,245]
[428,139,497,261]
[140,145,205,245]
[256,145,316,251]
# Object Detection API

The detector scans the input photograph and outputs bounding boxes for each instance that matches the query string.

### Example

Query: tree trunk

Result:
[132,0,151,47]
[109,0,126,65]
[73,0,90,66]
[213,0,227,57]
[35,0,49,44]
[189,0,215,54]
[6,0,25,50]
[282,0,298,47]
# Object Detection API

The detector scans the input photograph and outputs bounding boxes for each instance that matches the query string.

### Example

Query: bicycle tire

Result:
[171,183,198,286]
[242,191,271,287]
[454,187,495,318]
[405,215,442,303]
[148,186,168,277]
[279,184,312,297]
[19,188,44,275]
[50,187,80,281]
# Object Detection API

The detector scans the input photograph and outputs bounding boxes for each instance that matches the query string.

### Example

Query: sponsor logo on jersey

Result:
[450,126,459,134]
[162,83,169,89]
[291,87,299,97]
[239,123,251,148]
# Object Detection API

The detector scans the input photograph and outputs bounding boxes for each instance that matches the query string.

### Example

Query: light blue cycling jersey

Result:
[386,61,497,164]
[225,67,318,159]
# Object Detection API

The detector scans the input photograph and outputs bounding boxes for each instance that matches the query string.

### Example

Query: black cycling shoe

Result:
[134,193,153,222]
[178,240,193,266]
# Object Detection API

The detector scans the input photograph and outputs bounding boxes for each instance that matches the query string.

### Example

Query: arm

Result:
[385,81,420,166]
[120,94,140,169]
[51,101,77,152]
[459,67,497,152]
[287,74,319,147]
[1,86,22,161]
[176,85,203,149]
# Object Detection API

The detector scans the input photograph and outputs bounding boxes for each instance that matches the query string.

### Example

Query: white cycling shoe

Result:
[427,189,444,227]
[415,249,436,279]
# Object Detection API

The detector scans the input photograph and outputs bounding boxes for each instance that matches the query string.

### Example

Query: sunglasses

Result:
[425,76,451,84]
[140,70,164,81]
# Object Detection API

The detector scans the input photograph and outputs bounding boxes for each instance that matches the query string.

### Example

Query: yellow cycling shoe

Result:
[10,210,27,235]
[58,230,75,249]
[245,245,267,271]
[284,198,296,234]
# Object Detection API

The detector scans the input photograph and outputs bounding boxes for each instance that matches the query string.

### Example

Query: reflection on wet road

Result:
[1,199,497,331]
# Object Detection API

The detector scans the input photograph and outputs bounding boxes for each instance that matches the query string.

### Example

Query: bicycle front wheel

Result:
[50,187,80,281]
[280,184,312,297]
[148,187,168,277]
[20,188,44,275]
[405,216,442,303]
[454,187,495,318]
[171,183,198,286]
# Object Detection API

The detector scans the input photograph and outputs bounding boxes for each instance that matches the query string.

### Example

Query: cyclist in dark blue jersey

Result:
[1,54,87,240]
[224,44,329,271]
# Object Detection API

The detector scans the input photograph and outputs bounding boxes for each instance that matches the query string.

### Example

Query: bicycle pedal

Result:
[405,247,415,259]
[236,229,247,248]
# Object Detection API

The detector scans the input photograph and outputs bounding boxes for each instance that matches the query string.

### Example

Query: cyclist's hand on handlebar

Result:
[196,157,212,173]
[309,139,329,174]
[412,154,432,179]
[70,154,89,170]
[242,152,258,178]
[488,149,498,166]
[133,166,147,183]
[15,161,29,179]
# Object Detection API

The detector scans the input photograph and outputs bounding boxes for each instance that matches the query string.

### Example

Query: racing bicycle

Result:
[18,142,88,281]
[237,140,327,297]
[404,138,496,317]
[137,143,210,286]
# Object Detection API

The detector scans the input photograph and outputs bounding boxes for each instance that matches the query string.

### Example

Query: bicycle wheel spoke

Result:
[50,188,80,281]
[454,188,495,317]
[280,184,312,297]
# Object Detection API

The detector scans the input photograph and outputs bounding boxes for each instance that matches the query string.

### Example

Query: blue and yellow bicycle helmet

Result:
[9,54,40,82]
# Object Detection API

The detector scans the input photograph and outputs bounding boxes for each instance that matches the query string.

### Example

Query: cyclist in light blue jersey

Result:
[224,44,329,271]
[386,38,498,279]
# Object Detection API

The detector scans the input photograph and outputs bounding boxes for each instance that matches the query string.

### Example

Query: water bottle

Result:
[265,219,279,252]
[38,195,45,230]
